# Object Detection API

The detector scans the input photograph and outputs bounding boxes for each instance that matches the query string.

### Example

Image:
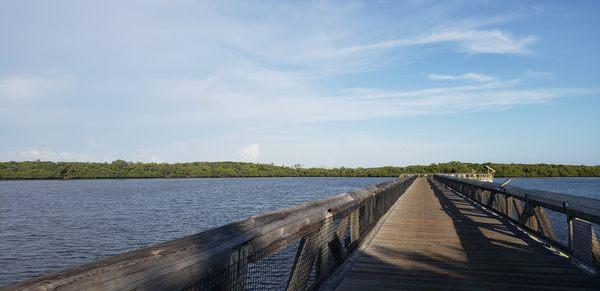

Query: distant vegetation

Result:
[1,161,599,180]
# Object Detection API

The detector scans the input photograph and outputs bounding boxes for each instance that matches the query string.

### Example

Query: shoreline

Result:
[2,175,600,181]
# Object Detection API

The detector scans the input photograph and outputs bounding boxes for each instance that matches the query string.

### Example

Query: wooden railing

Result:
[434,174,600,270]
[3,176,416,291]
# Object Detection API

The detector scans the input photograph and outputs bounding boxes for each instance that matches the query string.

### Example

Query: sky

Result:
[1,0,599,167]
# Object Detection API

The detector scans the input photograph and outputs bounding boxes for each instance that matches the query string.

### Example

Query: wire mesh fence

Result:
[182,176,416,291]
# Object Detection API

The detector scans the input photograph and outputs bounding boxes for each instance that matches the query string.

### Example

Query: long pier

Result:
[335,177,598,289]
[3,175,599,290]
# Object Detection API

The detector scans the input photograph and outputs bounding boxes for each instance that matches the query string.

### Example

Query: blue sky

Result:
[1,0,599,167]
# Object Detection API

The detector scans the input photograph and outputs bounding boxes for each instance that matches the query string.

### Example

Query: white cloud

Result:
[146,66,581,125]
[419,29,537,55]
[428,73,496,82]
[0,77,49,102]
[312,28,537,59]
[1,2,589,165]
[239,144,261,162]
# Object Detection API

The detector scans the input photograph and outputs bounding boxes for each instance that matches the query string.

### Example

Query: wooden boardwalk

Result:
[336,177,599,290]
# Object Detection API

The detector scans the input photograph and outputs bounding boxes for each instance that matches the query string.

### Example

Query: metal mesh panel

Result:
[245,239,301,290]
[183,176,416,291]
[540,207,569,246]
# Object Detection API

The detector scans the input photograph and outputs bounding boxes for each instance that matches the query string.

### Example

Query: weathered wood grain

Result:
[336,177,599,290]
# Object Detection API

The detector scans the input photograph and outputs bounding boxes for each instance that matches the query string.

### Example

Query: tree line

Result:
[1,160,599,180]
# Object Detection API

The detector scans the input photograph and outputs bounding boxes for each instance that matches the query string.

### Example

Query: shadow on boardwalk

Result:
[334,177,599,290]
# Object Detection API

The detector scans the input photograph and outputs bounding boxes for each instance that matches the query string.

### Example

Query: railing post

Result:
[507,196,513,219]
[487,191,496,209]
[350,209,360,244]
[331,216,349,261]
[503,194,509,214]
[518,201,537,230]
[317,215,335,280]
[227,243,251,291]
[568,215,574,250]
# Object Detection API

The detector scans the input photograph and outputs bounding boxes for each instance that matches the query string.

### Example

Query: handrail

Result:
[3,176,416,291]
[434,174,600,270]
[436,175,600,223]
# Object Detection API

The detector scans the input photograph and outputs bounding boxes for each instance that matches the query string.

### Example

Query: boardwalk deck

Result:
[335,177,599,290]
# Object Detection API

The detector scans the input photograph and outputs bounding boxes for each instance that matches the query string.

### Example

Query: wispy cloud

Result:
[527,69,554,79]
[428,73,497,82]
[151,67,578,124]
[311,28,537,59]
[420,29,537,55]
[0,77,65,103]
[1,1,595,165]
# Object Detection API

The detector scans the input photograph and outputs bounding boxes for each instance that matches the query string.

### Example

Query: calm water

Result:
[0,177,390,286]
[494,177,600,199]
[1,177,599,286]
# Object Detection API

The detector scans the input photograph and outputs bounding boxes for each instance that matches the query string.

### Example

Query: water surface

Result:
[494,177,600,199]
[0,177,389,286]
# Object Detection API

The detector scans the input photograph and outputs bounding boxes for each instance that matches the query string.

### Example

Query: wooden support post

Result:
[227,244,251,291]
[336,216,348,240]
[567,216,574,250]
[486,191,496,209]
[513,198,523,217]
[507,197,514,219]
[317,216,335,278]
[513,199,537,231]
[368,198,375,225]
[328,233,347,266]
[533,207,557,241]
[350,210,360,244]
[518,201,536,230]
[286,232,319,291]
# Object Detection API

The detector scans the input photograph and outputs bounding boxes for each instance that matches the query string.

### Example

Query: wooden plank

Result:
[335,177,599,290]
